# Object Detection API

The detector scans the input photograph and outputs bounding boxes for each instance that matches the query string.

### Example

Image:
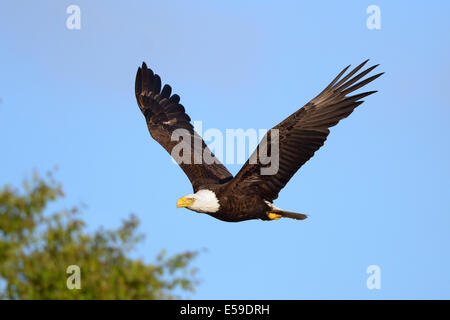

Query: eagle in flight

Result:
[135,60,382,222]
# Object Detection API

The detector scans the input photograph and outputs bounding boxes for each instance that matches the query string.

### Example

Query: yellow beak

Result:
[176,197,195,208]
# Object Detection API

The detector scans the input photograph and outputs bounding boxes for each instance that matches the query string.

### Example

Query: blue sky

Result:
[1,0,450,299]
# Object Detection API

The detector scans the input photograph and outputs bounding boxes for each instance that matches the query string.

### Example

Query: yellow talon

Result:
[268,212,282,220]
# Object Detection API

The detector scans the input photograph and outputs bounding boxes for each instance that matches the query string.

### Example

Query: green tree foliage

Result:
[0,172,198,299]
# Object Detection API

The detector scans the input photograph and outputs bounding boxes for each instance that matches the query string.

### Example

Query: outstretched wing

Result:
[228,60,383,201]
[135,62,232,191]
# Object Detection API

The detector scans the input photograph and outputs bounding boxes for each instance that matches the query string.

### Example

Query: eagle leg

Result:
[267,212,282,220]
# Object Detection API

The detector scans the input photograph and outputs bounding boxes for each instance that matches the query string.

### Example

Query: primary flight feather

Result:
[135,60,382,222]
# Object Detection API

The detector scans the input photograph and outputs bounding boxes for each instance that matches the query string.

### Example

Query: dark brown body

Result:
[199,183,271,222]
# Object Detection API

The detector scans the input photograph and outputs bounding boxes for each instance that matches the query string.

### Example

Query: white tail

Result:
[265,201,308,220]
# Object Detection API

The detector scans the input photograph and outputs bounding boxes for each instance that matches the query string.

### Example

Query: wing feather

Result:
[135,62,233,191]
[228,61,383,200]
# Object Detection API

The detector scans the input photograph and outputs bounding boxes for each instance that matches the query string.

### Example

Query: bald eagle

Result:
[135,60,382,222]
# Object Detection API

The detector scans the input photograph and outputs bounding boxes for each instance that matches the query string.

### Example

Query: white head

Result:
[176,189,220,213]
